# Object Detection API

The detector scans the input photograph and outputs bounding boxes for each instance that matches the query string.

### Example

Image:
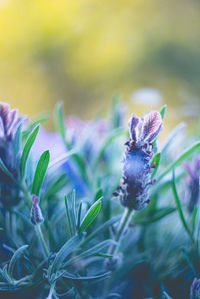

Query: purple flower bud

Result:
[118,111,163,210]
[190,278,200,299]
[184,157,200,213]
[30,195,44,225]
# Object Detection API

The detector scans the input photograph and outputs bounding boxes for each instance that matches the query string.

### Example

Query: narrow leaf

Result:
[171,170,193,241]
[79,198,102,233]
[32,150,50,196]
[160,105,167,120]
[20,125,40,178]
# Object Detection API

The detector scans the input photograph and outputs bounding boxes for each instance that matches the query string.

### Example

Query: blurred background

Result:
[0,0,200,131]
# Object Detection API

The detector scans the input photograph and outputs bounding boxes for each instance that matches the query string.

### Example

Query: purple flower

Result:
[114,111,163,210]
[184,157,200,213]
[30,195,44,225]
[0,103,26,208]
[190,278,200,299]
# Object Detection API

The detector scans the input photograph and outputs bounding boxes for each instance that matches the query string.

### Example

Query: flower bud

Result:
[114,111,163,210]
[30,195,44,225]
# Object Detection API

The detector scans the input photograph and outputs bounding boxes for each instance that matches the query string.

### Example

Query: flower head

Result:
[190,278,200,299]
[114,111,163,210]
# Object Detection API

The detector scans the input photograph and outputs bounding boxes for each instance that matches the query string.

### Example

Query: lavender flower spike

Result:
[190,278,200,299]
[115,111,163,210]
[31,195,44,225]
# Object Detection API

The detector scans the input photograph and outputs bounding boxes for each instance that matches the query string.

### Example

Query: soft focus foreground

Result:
[0,0,200,128]
[0,101,200,299]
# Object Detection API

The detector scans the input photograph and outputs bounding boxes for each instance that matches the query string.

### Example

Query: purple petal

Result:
[143,111,163,142]
[128,113,139,141]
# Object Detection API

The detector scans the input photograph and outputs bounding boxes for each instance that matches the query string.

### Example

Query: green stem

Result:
[109,208,134,256]
[35,224,49,258]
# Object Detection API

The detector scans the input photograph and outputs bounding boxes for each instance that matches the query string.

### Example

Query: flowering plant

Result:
[0,101,200,299]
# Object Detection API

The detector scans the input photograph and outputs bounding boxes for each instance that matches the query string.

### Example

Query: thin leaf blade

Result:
[32,150,50,196]
[20,125,40,178]
[79,198,102,234]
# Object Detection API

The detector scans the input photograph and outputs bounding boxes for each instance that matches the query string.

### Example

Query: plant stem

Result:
[46,282,55,299]
[109,208,134,256]
[35,224,49,258]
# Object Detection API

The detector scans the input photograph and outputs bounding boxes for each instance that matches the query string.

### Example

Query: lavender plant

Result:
[0,100,200,299]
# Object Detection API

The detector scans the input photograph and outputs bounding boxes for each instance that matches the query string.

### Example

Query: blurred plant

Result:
[190,278,200,299]
[0,103,26,209]
[184,157,200,213]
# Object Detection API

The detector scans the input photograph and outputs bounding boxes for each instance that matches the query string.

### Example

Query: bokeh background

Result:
[0,0,200,131]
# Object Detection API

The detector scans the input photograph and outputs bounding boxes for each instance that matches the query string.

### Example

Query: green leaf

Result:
[160,105,167,120]
[8,245,28,281]
[94,189,103,202]
[49,235,83,281]
[20,125,40,178]
[158,141,200,182]
[32,150,50,196]
[151,152,161,179]
[171,170,193,241]
[79,198,102,233]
